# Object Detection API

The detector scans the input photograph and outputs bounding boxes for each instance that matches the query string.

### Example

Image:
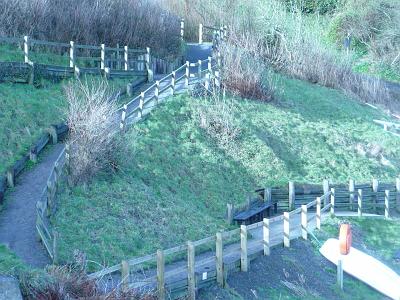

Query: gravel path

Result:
[0,43,213,268]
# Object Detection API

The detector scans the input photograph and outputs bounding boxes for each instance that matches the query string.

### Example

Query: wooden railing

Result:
[0,36,179,81]
[84,177,399,300]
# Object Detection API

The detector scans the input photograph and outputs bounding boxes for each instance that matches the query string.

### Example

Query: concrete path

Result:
[0,43,213,268]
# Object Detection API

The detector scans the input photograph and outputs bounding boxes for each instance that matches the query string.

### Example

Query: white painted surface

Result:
[320,238,400,300]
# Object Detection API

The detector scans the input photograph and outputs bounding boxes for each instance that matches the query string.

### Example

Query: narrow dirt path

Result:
[0,43,213,268]
[0,144,64,267]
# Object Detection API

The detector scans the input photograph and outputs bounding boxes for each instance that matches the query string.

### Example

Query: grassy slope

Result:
[0,82,65,174]
[55,76,400,269]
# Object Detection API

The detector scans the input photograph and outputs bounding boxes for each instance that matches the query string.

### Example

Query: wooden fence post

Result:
[155,81,160,103]
[349,179,355,211]
[358,189,363,217]
[187,241,196,299]
[119,105,127,131]
[330,188,335,217]
[121,260,130,292]
[24,36,29,63]
[124,46,129,71]
[116,44,121,70]
[316,197,321,230]
[240,225,248,272]
[197,59,202,79]
[337,258,343,290]
[199,23,203,44]
[288,181,295,211]
[157,249,165,300]
[264,187,272,203]
[52,229,58,264]
[100,43,105,70]
[139,92,144,118]
[185,61,190,87]
[180,19,185,40]
[372,178,379,213]
[7,168,15,188]
[104,67,110,80]
[301,205,307,240]
[323,179,329,207]
[226,203,233,224]
[385,190,390,219]
[396,177,400,213]
[283,212,290,247]
[216,231,224,286]
[146,47,153,82]
[263,218,270,255]
[171,71,176,95]
[74,66,80,79]
[69,41,75,68]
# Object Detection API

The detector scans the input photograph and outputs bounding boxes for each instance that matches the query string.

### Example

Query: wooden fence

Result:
[85,178,399,300]
[0,36,183,82]
[227,179,400,222]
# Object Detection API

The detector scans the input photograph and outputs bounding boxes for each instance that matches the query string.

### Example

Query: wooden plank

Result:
[316,197,321,230]
[385,190,390,219]
[121,260,130,292]
[358,189,363,217]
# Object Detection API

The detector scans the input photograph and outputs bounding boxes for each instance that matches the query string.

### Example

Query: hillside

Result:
[54,74,400,269]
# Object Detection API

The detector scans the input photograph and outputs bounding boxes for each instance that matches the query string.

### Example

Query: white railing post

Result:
[316,197,321,230]
[69,41,75,68]
[199,23,203,44]
[323,179,330,207]
[358,189,363,217]
[385,190,390,219]
[216,231,224,286]
[263,218,270,255]
[288,181,295,211]
[283,212,290,247]
[104,67,110,80]
[301,205,307,240]
[101,43,105,70]
[124,46,129,71]
[180,18,185,40]
[24,36,29,63]
[349,179,355,211]
[208,56,212,72]
[185,61,189,87]
[330,188,335,217]
[74,66,80,79]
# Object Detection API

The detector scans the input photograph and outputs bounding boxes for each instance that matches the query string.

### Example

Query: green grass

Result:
[0,82,65,174]
[54,75,400,270]
[0,245,28,275]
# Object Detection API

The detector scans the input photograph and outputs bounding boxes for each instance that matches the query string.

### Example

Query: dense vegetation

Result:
[54,74,400,270]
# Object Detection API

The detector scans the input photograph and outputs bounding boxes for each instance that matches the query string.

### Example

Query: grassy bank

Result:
[54,75,400,270]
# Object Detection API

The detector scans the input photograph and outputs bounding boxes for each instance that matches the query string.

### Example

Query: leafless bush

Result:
[21,264,156,299]
[194,87,241,147]
[0,0,181,58]
[65,79,121,185]
[219,29,278,101]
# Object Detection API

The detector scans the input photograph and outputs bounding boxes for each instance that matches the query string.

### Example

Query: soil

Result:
[198,237,391,300]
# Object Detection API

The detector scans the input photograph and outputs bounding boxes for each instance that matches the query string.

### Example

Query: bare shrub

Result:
[21,264,156,299]
[219,29,278,101]
[65,79,121,185]
[194,87,241,147]
[0,0,181,58]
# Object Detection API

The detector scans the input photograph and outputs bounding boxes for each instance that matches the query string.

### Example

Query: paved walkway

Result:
[0,43,213,267]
